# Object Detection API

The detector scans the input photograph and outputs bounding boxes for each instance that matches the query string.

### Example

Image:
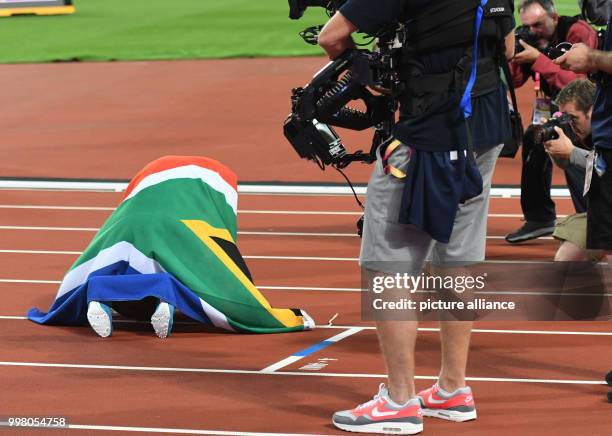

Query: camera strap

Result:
[459,0,489,119]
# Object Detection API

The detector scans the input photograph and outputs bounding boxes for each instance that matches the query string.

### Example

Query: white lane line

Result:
[0,361,604,385]
[262,286,612,298]
[65,425,336,436]
[0,205,360,215]
[0,181,573,198]
[0,249,359,261]
[0,225,99,232]
[261,327,364,373]
[2,280,611,298]
[2,316,610,335]
[244,231,357,237]
[0,250,82,255]
[0,226,358,237]
[0,250,572,259]
[0,423,336,436]
[0,205,115,211]
[260,285,361,292]
[0,204,573,222]
[0,205,569,220]
[321,325,612,336]
[0,225,556,240]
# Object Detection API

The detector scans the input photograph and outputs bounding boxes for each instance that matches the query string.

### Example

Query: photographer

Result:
[317,0,514,434]
[580,0,611,25]
[554,12,612,255]
[541,79,604,261]
[505,0,598,244]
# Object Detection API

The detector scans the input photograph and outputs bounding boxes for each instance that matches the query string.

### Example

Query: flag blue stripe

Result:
[27,262,213,326]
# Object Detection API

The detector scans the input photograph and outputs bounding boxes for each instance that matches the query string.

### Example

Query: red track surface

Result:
[0,189,610,436]
[0,58,610,435]
[0,58,566,186]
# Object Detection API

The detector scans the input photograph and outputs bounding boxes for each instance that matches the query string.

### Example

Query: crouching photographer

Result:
[540,79,604,261]
[554,10,612,258]
[505,0,599,244]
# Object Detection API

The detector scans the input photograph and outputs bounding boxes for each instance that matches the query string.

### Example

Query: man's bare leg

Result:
[375,320,419,403]
[438,321,473,392]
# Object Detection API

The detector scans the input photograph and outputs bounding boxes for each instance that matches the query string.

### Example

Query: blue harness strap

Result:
[459,0,489,119]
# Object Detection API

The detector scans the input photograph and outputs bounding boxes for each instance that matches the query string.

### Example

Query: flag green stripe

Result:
[66,178,292,330]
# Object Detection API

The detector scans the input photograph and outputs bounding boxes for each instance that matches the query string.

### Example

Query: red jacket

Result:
[509,19,599,93]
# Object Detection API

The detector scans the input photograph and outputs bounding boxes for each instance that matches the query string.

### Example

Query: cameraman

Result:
[554,12,612,256]
[580,0,611,25]
[318,0,514,434]
[505,0,598,243]
[542,79,604,261]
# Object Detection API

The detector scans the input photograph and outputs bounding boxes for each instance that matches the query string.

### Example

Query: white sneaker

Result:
[86,301,113,338]
[151,301,174,339]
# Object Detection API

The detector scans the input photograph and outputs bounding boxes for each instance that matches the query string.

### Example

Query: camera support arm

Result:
[284,49,396,168]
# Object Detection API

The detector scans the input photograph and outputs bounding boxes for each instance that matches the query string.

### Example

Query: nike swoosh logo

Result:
[427,393,447,405]
[371,406,399,417]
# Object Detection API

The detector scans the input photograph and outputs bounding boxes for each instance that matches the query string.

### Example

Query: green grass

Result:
[0,0,586,64]
[0,0,330,63]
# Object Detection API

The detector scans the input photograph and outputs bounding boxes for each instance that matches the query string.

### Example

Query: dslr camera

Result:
[534,112,580,144]
[514,25,572,59]
[288,0,346,19]
[514,25,539,53]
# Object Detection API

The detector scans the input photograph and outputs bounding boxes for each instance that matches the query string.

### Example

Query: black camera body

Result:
[288,0,347,19]
[514,25,539,53]
[284,0,402,170]
[283,49,397,169]
[535,112,580,144]
[514,25,572,60]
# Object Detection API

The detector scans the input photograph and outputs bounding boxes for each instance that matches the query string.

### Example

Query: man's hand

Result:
[544,127,575,160]
[554,43,595,73]
[513,40,541,64]
[318,12,357,59]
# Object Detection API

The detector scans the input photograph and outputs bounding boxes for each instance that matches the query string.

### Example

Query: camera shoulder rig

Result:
[283,49,397,169]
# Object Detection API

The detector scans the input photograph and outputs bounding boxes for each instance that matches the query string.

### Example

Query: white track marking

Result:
[0,250,581,262]
[0,204,570,220]
[0,227,555,241]
[0,205,115,211]
[2,316,610,335]
[2,279,610,298]
[260,285,361,292]
[0,249,359,261]
[67,425,338,436]
[0,204,573,223]
[261,327,364,373]
[0,361,605,385]
[0,422,335,436]
[0,250,82,255]
[0,181,574,198]
[0,226,358,237]
[0,225,99,232]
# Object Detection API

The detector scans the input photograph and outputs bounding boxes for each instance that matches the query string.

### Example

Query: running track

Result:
[0,188,610,436]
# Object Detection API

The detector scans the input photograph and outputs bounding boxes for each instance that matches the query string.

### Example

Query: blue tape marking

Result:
[293,340,334,357]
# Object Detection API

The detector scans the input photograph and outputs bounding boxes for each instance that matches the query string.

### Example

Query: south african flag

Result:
[28,156,314,333]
